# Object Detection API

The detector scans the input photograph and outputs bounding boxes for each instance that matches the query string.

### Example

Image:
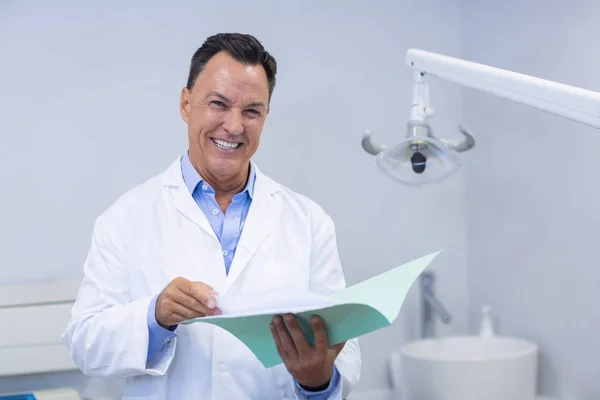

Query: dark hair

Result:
[186,33,277,100]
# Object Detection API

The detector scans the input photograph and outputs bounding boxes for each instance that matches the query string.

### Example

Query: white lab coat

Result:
[62,156,361,400]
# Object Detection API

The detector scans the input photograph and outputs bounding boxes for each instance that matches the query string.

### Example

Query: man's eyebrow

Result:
[206,91,230,103]
[206,91,266,109]
[246,101,266,109]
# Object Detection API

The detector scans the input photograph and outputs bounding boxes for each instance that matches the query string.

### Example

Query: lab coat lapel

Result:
[162,156,216,240]
[222,167,282,294]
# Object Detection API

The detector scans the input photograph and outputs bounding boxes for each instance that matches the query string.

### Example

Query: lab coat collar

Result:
[162,154,277,195]
[162,154,283,294]
[180,152,257,199]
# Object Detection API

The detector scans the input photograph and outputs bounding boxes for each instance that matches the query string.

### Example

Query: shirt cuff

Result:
[295,365,340,400]
[146,294,178,363]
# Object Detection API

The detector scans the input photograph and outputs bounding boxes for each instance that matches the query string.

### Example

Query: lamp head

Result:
[361,122,475,187]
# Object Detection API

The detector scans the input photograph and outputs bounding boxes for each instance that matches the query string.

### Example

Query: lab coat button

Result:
[218,362,227,373]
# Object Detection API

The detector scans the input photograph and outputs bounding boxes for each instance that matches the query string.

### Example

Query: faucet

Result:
[420,271,452,339]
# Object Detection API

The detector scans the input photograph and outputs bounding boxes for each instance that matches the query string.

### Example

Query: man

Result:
[62,33,361,399]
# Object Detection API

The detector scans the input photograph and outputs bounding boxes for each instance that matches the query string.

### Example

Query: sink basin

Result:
[399,336,539,400]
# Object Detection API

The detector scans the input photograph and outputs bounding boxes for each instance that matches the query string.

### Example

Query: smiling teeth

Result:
[213,139,240,149]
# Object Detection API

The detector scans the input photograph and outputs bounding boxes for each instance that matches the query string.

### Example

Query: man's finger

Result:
[169,286,215,315]
[273,315,298,359]
[165,295,221,319]
[283,314,311,356]
[188,280,218,295]
[270,321,288,359]
[177,282,218,309]
[156,299,204,327]
[175,278,214,295]
[167,302,205,321]
[311,315,329,354]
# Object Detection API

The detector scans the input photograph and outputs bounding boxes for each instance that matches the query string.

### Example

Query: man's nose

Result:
[223,108,244,135]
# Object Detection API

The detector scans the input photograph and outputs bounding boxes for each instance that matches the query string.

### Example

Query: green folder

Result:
[181,250,441,368]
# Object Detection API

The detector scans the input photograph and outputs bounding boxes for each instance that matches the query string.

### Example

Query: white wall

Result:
[462,1,600,399]
[0,1,467,398]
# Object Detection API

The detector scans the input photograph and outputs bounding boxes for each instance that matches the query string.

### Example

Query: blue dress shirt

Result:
[145,153,339,398]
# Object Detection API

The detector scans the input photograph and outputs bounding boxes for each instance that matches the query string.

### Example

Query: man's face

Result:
[180,51,269,180]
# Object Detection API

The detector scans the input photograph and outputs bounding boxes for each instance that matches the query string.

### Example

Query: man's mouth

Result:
[211,138,241,150]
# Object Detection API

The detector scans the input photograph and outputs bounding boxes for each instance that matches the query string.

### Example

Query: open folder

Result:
[181,250,441,368]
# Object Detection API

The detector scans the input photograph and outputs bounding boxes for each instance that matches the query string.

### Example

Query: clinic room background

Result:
[1,1,599,399]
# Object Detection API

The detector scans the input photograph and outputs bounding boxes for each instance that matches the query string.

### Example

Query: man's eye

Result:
[211,101,226,107]
[246,109,260,116]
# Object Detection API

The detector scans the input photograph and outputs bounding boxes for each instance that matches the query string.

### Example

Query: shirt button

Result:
[164,338,171,344]
[218,362,227,373]
[222,250,228,256]
[212,209,219,215]
[202,184,208,190]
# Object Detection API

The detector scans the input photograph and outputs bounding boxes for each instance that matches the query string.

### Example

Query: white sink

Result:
[399,336,539,400]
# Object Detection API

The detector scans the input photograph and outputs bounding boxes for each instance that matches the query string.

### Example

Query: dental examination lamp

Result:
[362,49,600,187]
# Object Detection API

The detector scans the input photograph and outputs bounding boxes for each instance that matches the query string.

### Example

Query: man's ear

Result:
[180,88,190,123]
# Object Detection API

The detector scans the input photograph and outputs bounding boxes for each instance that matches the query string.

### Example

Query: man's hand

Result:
[155,277,221,328]
[270,313,345,390]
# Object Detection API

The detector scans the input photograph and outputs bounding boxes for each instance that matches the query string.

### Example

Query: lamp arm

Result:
[405,49,600,129]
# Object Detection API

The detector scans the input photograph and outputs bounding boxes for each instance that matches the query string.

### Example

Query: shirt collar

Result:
[180,152,256,198]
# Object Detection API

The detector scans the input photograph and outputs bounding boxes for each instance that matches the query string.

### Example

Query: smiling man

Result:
[63,33,361,399]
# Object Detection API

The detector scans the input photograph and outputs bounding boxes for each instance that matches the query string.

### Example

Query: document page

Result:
[182,250,442,368]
